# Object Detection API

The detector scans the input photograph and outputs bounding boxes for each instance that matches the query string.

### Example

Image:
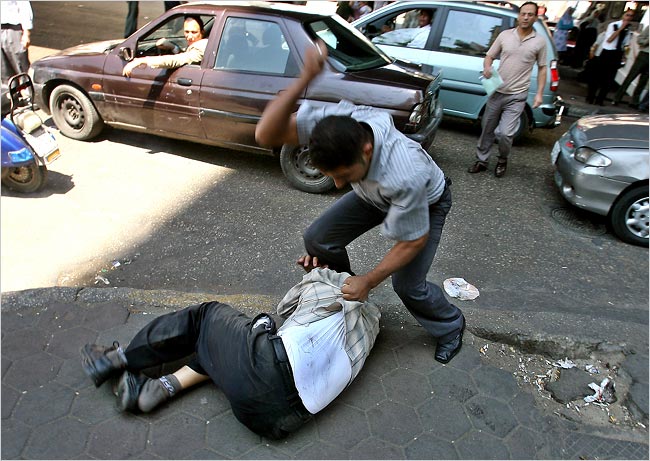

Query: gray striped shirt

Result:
[276,268,381,380]
[297,100,445,241]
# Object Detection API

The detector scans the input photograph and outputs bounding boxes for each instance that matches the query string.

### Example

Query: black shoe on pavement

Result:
[117,371,149,412]
[495,160,507,178]
[435,316,465,364]
[467,161,488,174]
[80,342,126,388]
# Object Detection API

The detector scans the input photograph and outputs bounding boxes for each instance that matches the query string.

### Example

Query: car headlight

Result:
[574,147,611,167]
[409,103,424,125]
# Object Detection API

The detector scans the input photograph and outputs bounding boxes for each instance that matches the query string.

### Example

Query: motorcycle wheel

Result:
[1,163,47,193]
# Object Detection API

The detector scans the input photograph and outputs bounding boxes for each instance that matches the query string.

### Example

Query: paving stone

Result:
[464,395,518,438]
[47,325,99,359]
[1,309,38,331]
[349,436,405,459]
[404,432,459,459]
[627,381,649,424]
[186,447,230,459]
[83,302,130,331]
[510,391,544,429]
[1,356,11,378]
[1,327,50,360]
[368,400,422,446]
[429,366,477,403]
[2,383,20,419]
[455,430,511,460]
[382,368,433,407]
[23,417,90,459]
[205,411,262,457]
[315,400,370,449]
[87,415,149,458]
[242,443,294,459]
[148,413,208,459]
[560,432,649,460]
[472,365,520,402]
[505,425,549,459]
[294,440,349,459]
[3,351,63,391]
[339,370,386,410]
[12,380,75,427]
[1,418,31,459]
[71,385,120,424]
[55,356,94,390]
[417,397,472,442]
[394,337,440,371]
[360,344,398,377]
[545,367,595,404]
[622,353,649,384]
[178,384,231,421]
[444,343,483,372]
[35,302,86,330]
[376,324,423,351]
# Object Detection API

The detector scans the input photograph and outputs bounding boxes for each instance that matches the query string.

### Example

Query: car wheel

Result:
[609,185,649,247]
[49,84,104,140]
[280,145,334,194]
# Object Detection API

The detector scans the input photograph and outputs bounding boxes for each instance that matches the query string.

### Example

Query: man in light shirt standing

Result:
[1,0,33,83]
[80,268,380,440]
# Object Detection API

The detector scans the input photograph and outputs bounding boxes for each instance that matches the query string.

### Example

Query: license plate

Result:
[551,141,561,165]
[25,130,58,159]
[45,149,61,164]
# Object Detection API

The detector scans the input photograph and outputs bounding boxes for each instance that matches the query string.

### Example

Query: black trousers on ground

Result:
[123,302,311,439]
[587,49,624,104]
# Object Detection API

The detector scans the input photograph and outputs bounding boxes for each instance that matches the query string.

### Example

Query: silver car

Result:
[551,114,649,246]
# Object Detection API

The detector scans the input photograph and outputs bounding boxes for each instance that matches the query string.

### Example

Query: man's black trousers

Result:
[123,301,311,439]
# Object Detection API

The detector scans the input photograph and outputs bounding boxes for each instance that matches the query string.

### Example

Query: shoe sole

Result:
[80,345,103,387]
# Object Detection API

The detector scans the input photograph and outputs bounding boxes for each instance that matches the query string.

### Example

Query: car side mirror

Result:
[119,47,134,61]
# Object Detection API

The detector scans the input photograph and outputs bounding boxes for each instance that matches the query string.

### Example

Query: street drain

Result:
[550,207,607,236]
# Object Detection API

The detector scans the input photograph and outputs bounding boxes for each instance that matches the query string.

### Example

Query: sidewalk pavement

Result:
[1,287,648,460]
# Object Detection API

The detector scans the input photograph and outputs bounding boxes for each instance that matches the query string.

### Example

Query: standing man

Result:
[586,9,634,106]
[613,25,649,108]
[0,0,33,84]
[467,1,547,178]
[124,1,139,38]
[255,42,465,364]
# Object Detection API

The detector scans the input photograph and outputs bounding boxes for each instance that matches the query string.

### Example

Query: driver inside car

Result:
[123,15,208,77]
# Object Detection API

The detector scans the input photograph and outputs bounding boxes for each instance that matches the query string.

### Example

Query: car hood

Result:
[352,62,438,89]
[572,114,650,150]
[48,39,123,58]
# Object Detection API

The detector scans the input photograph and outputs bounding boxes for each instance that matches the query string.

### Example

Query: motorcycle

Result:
[1,73,60,193]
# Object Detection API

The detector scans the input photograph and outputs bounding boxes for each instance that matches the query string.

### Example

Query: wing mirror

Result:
[118,47,134,61]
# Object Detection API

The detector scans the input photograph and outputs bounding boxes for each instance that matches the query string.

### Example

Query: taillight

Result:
[550,60,559,92]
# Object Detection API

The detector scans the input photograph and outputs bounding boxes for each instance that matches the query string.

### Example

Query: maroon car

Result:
[30,1,442,193]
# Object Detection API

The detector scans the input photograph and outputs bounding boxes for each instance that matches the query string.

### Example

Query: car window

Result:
[364,8,435,50]
[135,14,213,58]
[215,17,297,75]
[439,10,502,57]
[305,16,390,72]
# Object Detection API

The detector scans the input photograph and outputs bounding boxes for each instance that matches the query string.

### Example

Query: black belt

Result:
[1,24,23,31]
[429,176,451,209]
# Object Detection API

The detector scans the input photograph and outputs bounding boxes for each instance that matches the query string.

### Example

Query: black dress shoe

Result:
[117,371,149,412]
[435,317,465,364]
[80,342,126,387]
[467,161,488,174]
[494,160,507,178]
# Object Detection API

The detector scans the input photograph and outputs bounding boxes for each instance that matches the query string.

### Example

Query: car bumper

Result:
[533,95,564,129]
[552,139,628,216]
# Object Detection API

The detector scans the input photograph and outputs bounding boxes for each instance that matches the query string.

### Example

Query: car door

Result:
[101,13,213,140]
[199,14,300,153]
[430,7,506,119]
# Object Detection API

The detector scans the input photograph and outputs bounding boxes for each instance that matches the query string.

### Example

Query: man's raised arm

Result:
[255,41,327,148]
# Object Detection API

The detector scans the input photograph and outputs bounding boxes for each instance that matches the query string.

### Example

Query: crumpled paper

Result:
[584,377,617,404]
[443,278,480,300]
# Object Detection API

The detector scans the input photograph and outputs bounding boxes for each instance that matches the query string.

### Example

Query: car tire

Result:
[1,162,47,193]
[609,185,649,247]
[280,144,334,194]
[512,110,529,144]
[49,84,104,140]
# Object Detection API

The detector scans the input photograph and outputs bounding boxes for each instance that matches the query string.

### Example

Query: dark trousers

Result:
[587,49,623,104]
[1,27,30,83]
[124,1,139,38]
[614,51,649,105]
[123,302,311,439]
[303,184,463,341]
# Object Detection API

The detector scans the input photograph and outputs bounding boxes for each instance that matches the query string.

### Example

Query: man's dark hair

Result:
[519,2,538,14]
[309,116,372,171]
[184,15,205,32]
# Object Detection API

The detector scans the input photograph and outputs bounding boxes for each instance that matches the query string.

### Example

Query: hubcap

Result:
[9,166,34,184]
[625,196,649,239]
[292,146,324,181]
[60,95,85,130]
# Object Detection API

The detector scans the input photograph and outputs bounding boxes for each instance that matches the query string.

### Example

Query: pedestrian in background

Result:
[467,1,547,178]
[553,7,575,64]
[1,0,33,84]
[124,1,138,38]
[613,25,649,108]
[572,10,604,68]
[586,9,634,106]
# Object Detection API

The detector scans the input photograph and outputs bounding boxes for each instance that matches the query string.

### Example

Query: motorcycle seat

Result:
[13,110,42,134]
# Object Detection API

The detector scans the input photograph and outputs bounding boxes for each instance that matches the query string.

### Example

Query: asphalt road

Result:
[2,2,647,352]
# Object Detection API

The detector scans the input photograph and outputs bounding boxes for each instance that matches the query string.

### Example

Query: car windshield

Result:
[305,15,391,72]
